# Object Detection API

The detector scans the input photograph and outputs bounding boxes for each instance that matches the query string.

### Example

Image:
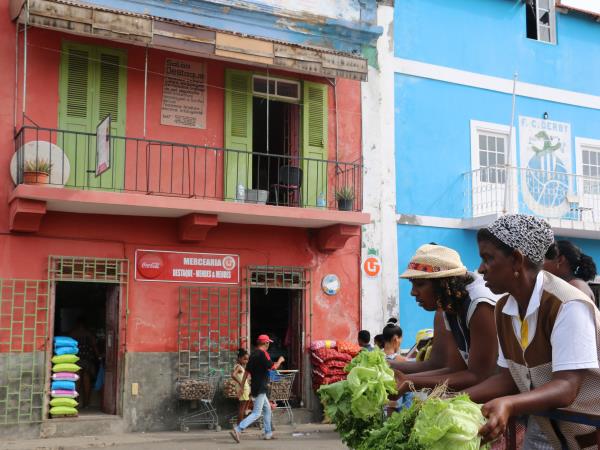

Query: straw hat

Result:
[399,244,467,279]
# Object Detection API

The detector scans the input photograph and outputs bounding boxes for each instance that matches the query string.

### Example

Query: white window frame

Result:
[470,120,518,216]
[252,75,300,102]
[528,0,557,44]
[576,137,600,196]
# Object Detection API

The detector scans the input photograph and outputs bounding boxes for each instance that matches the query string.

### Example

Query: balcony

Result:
[9,126,368,244]
[464,166,600,237]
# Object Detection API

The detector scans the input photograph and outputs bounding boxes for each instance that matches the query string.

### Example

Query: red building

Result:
[0,0,375,434]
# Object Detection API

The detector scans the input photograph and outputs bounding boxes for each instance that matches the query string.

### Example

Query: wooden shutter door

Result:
[224,69,253,201]
[302,82,328,207]
[91,48,127,190]
[58,43,94,188]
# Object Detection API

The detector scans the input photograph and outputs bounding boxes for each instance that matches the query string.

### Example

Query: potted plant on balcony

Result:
[23,158,52,184]
[335,186,355,211]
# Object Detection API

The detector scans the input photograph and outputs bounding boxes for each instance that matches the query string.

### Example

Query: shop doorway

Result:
[252,97,301,206]
[249,287,303,403]
[53,282,120,415]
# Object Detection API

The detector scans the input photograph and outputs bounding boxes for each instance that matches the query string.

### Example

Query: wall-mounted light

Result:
[543,112,549,120]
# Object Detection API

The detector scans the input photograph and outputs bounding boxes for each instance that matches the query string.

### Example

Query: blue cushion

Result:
[52,380,76,391]
[54,336,78,347]
[54,346,79,356]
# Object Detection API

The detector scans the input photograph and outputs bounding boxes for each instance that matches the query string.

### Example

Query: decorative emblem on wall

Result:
[321,274,340,296]
[519,117,572,218]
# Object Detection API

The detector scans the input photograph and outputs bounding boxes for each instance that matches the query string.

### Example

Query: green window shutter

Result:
[93,48,127,190]
[224,69,253,201]
[59,43,93,132]
[58,42,127,190]
[302,81,328,207]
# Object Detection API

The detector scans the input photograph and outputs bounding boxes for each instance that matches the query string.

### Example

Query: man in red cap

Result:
[230,334,284,443]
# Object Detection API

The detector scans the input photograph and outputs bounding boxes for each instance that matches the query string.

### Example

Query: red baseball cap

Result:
[257,334,273,343]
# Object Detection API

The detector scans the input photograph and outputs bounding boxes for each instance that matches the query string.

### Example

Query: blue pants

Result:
[235,393,272,437]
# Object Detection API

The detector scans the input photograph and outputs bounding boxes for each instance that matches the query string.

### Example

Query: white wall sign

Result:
[321,274,340,296]
[519,116,572,218]
[96,114,111,176]
[161,59,206,129]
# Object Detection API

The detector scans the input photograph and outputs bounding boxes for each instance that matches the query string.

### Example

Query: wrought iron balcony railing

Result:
[14,126,363,212]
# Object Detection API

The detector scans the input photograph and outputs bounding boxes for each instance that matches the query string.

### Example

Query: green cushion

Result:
[51,354,80,364]
[50,398,78,408]
[49,406,78,416]
[52,363,81,373]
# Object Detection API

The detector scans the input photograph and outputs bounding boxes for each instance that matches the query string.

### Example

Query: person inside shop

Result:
[391,243,500,394]
[69,316,99,409]
[231,348,251,424]
[357,330,373,351]
[230,334,284,443]
[544,239,597,304]
[382,319,406,363]
[465,214,600,448]
[374,334,384,349]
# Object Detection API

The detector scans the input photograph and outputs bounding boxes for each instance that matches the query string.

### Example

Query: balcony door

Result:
[58,42,127,190]
[224,69,328,207]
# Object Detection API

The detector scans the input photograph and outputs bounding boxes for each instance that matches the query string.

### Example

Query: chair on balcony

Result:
[270,165,303,207]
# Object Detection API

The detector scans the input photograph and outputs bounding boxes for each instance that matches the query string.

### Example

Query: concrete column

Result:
[360,4,398,336]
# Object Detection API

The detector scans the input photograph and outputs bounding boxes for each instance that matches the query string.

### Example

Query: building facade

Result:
[387,0,600,347]
[0,0,381,435]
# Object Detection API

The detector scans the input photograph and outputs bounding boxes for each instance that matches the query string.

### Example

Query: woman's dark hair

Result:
[383,323,402,343]
[477,228,542,270]
[386,317,398,325]
[237,348,248,359]
[430,273,474,314]
[547,240,597,282]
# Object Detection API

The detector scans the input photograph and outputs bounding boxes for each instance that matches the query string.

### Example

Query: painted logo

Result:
[363,256,381,277]
[137,253,164,279]
[322,274,340,296]
[222,256,236,271]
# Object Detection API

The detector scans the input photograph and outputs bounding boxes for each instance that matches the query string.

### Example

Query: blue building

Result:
[392,0,600,346]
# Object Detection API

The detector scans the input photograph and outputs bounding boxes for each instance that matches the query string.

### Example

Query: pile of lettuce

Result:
[317,349,397,449]
[358,394,490,450]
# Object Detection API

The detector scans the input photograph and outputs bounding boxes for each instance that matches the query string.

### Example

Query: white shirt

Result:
[497,271,599,372]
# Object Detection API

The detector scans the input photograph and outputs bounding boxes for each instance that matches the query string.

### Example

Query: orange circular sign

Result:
[363,256,381,277]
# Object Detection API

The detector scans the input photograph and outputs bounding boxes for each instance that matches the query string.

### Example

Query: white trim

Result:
[397,212,600,238]
[393,58,600,110]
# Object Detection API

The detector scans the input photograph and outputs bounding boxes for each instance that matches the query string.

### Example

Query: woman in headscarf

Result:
[544,239,597,304]
[392,244,500,393]
[466,214,600,449]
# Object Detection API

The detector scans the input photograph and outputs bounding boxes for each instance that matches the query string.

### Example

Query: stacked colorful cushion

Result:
[50,336,80,417]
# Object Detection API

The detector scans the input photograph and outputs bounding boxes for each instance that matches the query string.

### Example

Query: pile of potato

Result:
[176,378,213,400]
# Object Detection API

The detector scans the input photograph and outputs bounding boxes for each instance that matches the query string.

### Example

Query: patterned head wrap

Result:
[486,214,554,265]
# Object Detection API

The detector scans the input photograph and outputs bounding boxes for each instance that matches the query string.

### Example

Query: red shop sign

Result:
[135,250,240,284]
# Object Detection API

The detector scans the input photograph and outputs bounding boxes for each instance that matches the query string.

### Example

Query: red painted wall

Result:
[0,3,363,354]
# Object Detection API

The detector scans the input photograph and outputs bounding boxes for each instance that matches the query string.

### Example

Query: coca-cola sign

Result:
[135,250,240,284]
[137,253,164,279]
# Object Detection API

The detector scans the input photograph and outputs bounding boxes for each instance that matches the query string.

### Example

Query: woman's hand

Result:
[479,397,514,443]
[394,370,410,395]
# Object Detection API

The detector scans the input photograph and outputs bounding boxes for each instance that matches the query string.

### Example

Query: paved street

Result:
[110,428,346,449]
[0,424,346,450]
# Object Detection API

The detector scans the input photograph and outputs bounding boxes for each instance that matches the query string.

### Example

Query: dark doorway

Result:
[53,282,119,415]
[249,288,303,403]
[252,98,300,202]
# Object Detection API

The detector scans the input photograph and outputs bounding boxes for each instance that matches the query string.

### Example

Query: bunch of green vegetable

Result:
[317,349,397,449]
[358,392,490,450]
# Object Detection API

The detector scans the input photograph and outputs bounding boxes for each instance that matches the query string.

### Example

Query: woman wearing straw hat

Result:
[392,243,501,394]
[466,215,600,449]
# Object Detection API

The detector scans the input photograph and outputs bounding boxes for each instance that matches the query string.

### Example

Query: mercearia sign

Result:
[135,250,240,284]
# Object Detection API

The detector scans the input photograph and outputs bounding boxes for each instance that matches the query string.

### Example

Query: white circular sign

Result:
[321,274,340,296]
[10,141,70,187]
[222,256,236,271]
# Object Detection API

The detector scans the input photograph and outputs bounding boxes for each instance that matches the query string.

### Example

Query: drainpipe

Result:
[22,0,29,119]
[14,21,19,132]
[143,46,148,137]
[327,79,339,168]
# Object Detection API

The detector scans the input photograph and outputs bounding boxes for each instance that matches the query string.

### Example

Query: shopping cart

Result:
[268,369,298,425]
[176,374,222,432]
